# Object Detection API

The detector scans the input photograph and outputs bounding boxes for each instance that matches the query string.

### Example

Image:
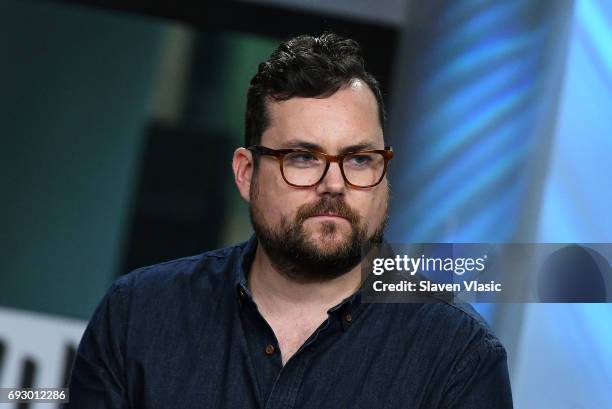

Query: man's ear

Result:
[232,147,254,203]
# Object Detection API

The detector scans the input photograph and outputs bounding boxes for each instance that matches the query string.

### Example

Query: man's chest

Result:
[124,309,453,409]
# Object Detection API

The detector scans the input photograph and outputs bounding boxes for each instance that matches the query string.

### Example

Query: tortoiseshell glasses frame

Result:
[247,145,394,188]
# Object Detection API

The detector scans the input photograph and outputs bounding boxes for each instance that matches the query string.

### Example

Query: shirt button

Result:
[265,344,275,355]
[344,312,353,323]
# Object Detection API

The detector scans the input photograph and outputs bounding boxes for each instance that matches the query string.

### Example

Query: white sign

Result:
[0,307,86,409]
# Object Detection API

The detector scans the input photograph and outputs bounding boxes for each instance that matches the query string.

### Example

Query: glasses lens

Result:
[282,151,327,186]
[342,152,385,187]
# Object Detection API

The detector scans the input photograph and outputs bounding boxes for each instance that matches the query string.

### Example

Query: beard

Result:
[249,177,389,282]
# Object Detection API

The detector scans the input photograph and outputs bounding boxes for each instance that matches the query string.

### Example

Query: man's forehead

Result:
[261,81,383,150]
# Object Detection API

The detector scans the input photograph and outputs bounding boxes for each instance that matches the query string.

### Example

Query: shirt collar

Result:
[234,233,258,302]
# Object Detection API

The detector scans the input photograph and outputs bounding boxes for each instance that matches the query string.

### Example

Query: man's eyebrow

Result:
[281,140,381,153]
[338,142,379,154]
[282,140,323,151]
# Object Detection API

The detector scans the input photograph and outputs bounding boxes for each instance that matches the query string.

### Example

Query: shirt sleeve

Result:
[440,333,514,409]
[63,278,131,409]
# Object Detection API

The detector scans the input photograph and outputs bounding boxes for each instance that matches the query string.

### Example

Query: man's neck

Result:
[248,243,362,365]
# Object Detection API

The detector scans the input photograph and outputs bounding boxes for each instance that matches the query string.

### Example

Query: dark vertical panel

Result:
[61,344,77,387]
[0,340,5,381]
[17,358,36,409]
[121,124,233,272]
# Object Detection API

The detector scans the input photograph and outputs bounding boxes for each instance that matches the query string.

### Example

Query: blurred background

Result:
[1,0,610,407]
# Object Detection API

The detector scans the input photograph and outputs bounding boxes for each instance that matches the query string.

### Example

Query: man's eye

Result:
[286,153,319,165]
[293,153,316,162]
[347,154,372,167]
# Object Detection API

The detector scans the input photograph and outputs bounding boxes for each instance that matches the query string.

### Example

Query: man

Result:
[66,33,513,408]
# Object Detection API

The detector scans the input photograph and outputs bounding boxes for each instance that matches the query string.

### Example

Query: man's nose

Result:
[315,162,346,196]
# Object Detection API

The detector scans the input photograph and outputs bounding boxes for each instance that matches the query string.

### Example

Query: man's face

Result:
[248,80,389,281]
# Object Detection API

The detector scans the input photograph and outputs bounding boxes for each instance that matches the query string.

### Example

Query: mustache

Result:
[295,198,360,225]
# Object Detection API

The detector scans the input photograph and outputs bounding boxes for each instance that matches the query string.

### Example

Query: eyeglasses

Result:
[247,145,393,188]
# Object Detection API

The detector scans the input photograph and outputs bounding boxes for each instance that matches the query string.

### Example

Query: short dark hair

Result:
[244,32,385,148]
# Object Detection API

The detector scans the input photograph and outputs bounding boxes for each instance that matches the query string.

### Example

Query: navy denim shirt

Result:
[65,234,513,409]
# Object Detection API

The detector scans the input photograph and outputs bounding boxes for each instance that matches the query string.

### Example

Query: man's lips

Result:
[308,213,348,220]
